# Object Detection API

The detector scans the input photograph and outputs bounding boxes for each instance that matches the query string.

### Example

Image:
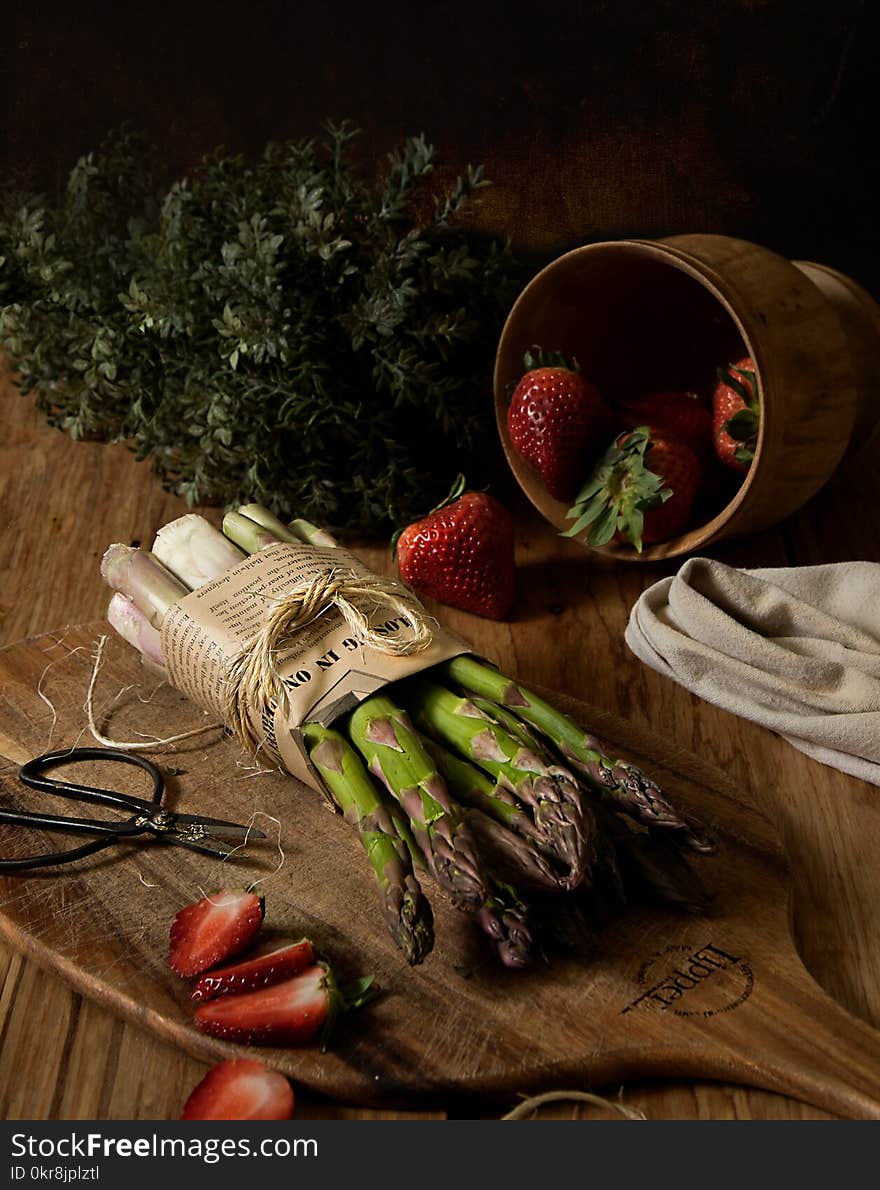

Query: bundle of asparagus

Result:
[100,506,711,970]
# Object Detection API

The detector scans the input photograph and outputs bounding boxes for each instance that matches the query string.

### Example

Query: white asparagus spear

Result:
[101,544,189,631]
[106,592,167,669]
[152,513,245,590]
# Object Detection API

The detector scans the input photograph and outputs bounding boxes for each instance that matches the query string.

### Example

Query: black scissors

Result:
[0,747,265,872]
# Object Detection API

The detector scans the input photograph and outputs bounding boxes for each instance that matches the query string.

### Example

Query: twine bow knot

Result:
[223,566,433,756]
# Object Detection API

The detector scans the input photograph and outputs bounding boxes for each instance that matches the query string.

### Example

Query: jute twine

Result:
[501,1090,646,1120]
[86,634,222,751]
[222,566,433,757]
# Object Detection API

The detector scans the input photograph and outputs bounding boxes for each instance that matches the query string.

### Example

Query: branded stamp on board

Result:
[621,942,753,1018]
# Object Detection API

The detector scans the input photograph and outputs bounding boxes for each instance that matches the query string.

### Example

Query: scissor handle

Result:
[0,807,149,838]
[18,747,165,815]
[0,835,121,873]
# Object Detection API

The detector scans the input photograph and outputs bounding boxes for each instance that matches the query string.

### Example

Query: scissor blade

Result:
[171,812,267,841]
[165,837,235,860]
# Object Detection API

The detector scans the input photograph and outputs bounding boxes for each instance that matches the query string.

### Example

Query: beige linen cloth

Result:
[625,558,880,786]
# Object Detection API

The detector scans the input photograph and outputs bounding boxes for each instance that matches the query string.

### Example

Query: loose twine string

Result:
[500,1091,646,1120]
[86,635,220,751]
[87,567,432,754]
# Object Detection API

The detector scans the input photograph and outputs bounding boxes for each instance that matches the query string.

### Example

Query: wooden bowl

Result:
[494,234,880,560]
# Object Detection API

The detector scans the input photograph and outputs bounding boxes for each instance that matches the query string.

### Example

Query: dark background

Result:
[2,0,875,284]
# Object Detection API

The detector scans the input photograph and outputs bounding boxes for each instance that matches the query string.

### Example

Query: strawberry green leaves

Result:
[718,366,760,465]
[562,427,671,553]
[713,361,760,471]
[521,347,581,375]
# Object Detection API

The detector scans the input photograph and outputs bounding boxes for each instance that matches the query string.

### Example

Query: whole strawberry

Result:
[563,426,701,551]
[394,477,515,620]
[507,349,611,502]
[712,356,759,473]
[638,434,701,544]
[621,391,712,457]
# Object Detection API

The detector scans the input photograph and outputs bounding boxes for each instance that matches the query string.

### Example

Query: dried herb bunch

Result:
[0,126,519,531]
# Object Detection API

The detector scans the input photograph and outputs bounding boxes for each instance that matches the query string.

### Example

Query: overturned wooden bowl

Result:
[494,234,880,561]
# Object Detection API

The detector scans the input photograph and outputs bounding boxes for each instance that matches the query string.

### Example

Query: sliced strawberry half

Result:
[194,963,377,1050]
[180,1059,295,1120]
[169,889,265,978]
[191,939,315,1003]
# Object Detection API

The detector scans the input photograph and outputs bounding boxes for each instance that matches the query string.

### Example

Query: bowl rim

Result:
[493,237,764,562]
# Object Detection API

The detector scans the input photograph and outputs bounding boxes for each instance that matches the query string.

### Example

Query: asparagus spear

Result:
[347,695,488,912]
[152,513,245,589]
[106,592,167,670]
[464,693,603,888]
[222,510,284,554]
[109,518,249,665]
[421,733,547,846]
[382,785,535,969]
[302,722,434,965]
[223,506,339,555]
[238,504,339,548]
[421,737,568,892]
[467,694,600,841]
[288,518,339,548]
[467,694,532,743]
[462,807,566,894]
[309,714,540,966]
[442,655,710,851]
[474,880,534,969]
[106,518,245,662]
[101,544,188,630]
[405,677,590,891]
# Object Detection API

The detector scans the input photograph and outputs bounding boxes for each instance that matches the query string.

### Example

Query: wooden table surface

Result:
[3,371,880,1120]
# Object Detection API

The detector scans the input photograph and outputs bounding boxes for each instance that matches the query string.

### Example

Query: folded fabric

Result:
[625,557,880,786]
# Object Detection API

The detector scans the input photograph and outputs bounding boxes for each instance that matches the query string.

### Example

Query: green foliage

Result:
[0,125,520,532]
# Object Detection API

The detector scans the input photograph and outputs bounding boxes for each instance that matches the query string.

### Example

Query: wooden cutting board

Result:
[3,623,880,1117]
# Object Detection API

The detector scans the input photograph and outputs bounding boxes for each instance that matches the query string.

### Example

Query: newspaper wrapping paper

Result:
[158,541,471,795]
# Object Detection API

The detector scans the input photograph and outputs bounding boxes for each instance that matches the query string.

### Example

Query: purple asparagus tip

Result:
[365,717,405,751]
